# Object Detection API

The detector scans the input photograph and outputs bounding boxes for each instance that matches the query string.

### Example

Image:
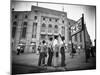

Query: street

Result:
[12,50,96,74]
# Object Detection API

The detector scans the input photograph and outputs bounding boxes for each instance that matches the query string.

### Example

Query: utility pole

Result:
[82,14,87,62]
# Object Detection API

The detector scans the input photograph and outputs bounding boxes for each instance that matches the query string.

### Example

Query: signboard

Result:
[71,18,82,36]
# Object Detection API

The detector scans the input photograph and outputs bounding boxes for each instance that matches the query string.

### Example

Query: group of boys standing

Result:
[38,34,66,67]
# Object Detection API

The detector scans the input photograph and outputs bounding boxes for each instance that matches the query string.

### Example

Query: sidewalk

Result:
[12,51,96,73]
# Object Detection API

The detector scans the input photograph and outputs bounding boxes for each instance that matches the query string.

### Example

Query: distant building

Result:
[11,5,69,53]
[68,18,92,49]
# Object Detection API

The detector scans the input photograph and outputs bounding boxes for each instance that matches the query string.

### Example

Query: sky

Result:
[11,0,96,45]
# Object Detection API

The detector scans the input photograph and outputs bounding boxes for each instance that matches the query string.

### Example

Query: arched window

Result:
[12,21,17,38]
[42,23,46,27]
[21,22,27,38]
[22,27,27,38]
[13,21,17,25]
[61,26,65,35]
[48,24,52,28]
[55,25,58,29]
[43,17,45,20]
[34,16,37,20]
[25,15,28,19]
[32,23,37,38]
[23,22,27,26]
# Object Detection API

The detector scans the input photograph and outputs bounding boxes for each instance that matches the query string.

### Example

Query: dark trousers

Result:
[60,47,65,66]
[61,53,65,66]
[90,48,95,57]
[47,51,53,66]
[38,52,45,66]
[17,49,20,55]
[86,49,90,62]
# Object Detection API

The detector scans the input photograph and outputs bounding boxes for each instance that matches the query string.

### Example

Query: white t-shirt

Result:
[53,39,58,47]
[58,36,64,46]
[17,46,20,49]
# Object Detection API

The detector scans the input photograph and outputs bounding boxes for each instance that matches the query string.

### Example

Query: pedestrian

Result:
[47,38,53,66]
[38,40,47,66]
[78,46,81,55]
[86,46,90,63]
[17,45,21,55]
[38,43,41,54]
[70,43,76,58]
[90,46,95,57]
[60,36,66,67]
[52,36,59,67]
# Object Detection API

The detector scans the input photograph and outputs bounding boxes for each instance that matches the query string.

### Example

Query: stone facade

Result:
[68,18,92,49]
[11,5,92,53]
[11,6,69,53]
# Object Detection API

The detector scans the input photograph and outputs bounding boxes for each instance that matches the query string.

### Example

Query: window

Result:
[22,27,27,38]
[32,23,37,38]
[54,25,58,33]
[48,24,52,28]
[12,27,16,38]
[34,16,37,20]
[34,10,38,13]
[49,18,51,21]
[61,26,65,35]
[48,24,52,33]
[13,21,17,26]
[23,22,27,26]
[21,22,27,38]
[12,21,17,38]
[62,20,64,23]
[25,15,28,19]
[42,23,46,27]
[55,25,58,29]
[15,15,18,19]
[43,17,45,20]
[41,34,46,39]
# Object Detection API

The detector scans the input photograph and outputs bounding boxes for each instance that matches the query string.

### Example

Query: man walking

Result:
[38,40,47,66]
[17,45,21,55]
[47,38,53,66]
[60,36,66,67]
